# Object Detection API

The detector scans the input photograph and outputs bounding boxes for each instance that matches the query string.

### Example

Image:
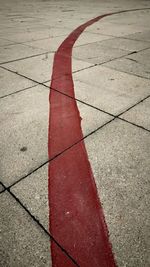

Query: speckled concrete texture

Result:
[0,0,150,266]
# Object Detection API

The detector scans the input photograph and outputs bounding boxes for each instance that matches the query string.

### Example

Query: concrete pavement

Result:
[0,0,150,266]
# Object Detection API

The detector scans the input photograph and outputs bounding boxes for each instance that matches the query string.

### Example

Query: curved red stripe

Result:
[48,14,116,267]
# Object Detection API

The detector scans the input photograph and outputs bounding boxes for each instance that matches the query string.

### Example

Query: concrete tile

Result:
[120,97,150,131]
[74,32,112,47]
[12,119,150,267]
[9,105,111,229]
[25,33,112,53]
[124,30,150,42]
[77,101,112,134]
[126,48,150,68]
[1,1,150,266]
[3,53,93,83]
[73,65,150,115]
[3,53,55,83]
[72,41,129,64]
[96,37,150,52]
[3,28,71,43]
[0,68,35,98]
[85,119,150,267]
[104,49,150,79]
[24,35,68,53]
[0,184,4,193]
[0,192,51,267]
[86,22,145,37]
[0,27,30,35]
[0,86,49,186]
[11,164,49,231]
[0,44,45,64]
[105,10,150,27]
[0,38,16,47]
[0,85,112,186]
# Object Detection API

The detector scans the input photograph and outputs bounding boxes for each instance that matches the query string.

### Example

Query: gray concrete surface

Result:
[0,0,150,266]
[0,84,112,186]
[11,164,49,231]
[73,66,150,115]
[0,192,51,267]
[0,183,4,193]
[85,119,150,267]
[0,68,36,97]
[120,97,150,130]
[3,53,93,83]
[104,48,150,79]
[0,44,45,64]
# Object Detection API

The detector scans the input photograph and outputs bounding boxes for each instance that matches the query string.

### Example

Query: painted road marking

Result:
[48,13,116,267]
[48,8,150,267]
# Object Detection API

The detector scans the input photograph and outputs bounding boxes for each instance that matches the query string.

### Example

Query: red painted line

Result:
[48,14,116,267]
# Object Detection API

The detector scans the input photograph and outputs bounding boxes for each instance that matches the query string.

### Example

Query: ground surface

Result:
[0,0,150,266]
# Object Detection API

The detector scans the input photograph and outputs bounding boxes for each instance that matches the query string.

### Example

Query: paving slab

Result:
[0,86,49,187]
[0,68,35,98]
[0,26,47,35]
[0,44,45,64]
[11,164,49,231]
[0,38,16,47]
[72,41,129,64]
[24,35,69,53]
[124,30,150,42]
[1,28,72,43]
[85,21,148,37]
[85,119,150,267]
[105,9,150,26]
[94,37,150,52]
[104,48,150,79]
[1,1,150,266]
[73,65,150,115]
[0,85,112,186]
[0,191,51,267]
[74,32,112,47]
[120,97,150,131]
[25,33,112,53]
[85,10,150,37]
[3,53,93,83]
[12,119,150,267]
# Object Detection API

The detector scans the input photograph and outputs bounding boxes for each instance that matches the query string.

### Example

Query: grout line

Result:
[119,117,150,133]
[1,8,150,190]
[1,42,146,85]
[0,64,95,84]
[72,46,150,74]
[74,36,115,48]
[2,97,150,194]
[2,35,61,44]
[47,84,150,133]
[47,85,115,117]
[1,43,148,96]
[1,65,149,133]
[103,64,150,80]
[117,94,150,116]
[71,50,135,67]
[3,118,116,191]
[44,85,150,133]
[0,84,38,100]
[0,65,46,84]
[0,181,80,267]
[85,30,150,44]
[1,9,150,264]
[119,36,150,44]
[0,51,54,65]
[2,92,150,195]
[0,188,5,194]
